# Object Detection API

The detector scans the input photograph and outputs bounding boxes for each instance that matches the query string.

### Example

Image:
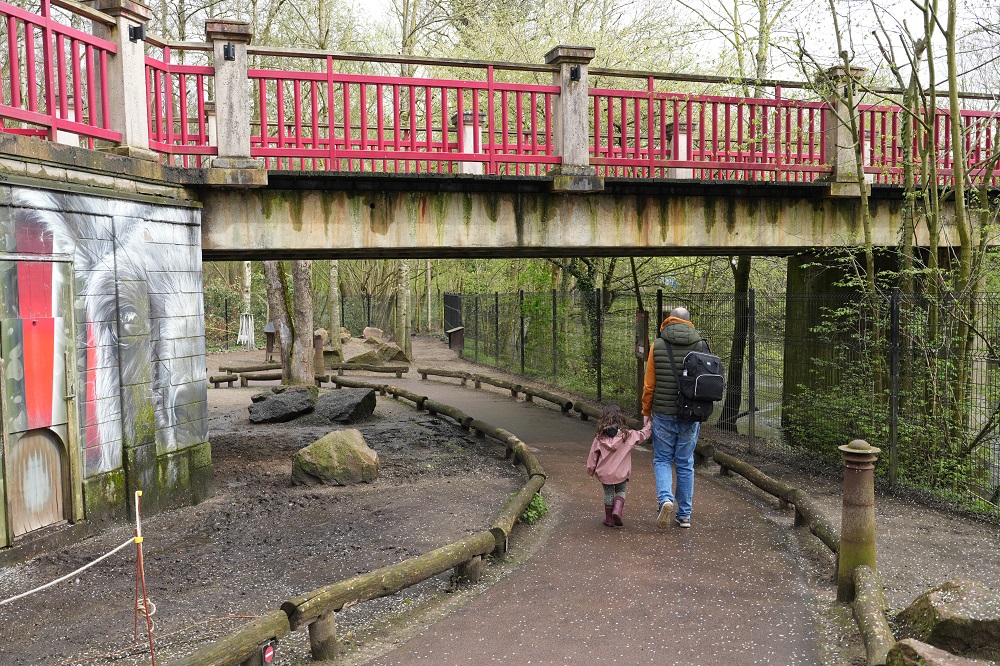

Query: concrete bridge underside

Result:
[201,175,933,261]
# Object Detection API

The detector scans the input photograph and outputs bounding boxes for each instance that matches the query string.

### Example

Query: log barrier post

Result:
[308,610,338,661]
[837,439,880,602]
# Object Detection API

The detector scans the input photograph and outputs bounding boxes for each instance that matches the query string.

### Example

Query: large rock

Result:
[248,386,317,423]
[291,429,378,486]
[887,639,993,665]
[362,326,384,342]
[312,389,377,424]
[340,327,352,343]
[896,579,1000,661]
[346,342,409,365]
[314,328,330,348]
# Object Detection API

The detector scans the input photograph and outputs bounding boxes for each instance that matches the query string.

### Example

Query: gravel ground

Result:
[0,335,998,665]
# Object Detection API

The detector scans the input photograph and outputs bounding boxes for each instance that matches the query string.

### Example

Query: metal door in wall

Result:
[0,257,76,541]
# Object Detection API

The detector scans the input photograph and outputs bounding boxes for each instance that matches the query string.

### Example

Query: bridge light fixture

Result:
[570,65,581,82]
[128,24,145,42]
[223,43,236,61]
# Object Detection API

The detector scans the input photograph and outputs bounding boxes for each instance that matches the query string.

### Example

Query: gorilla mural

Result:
[1,187,208,480]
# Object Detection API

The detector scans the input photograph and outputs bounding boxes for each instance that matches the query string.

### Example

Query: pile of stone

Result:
[247,384,381,487]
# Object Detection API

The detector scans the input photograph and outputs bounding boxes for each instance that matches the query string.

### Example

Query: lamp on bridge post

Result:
[450,111,487,175]
[55,95,80,147]
[664,120,696,179]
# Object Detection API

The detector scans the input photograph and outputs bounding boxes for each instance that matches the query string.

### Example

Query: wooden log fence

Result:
[282,531,497,630]
[490,474,546,556]
[209,374,238,389]
[172,374,547,666]
[219,363,282,374]
[331,363,409,378]
[178,367,888,665]
[852,565,895,666]
[171,610,290,666]
[238,371,328,387]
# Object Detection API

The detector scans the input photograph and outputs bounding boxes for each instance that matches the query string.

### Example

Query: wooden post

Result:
[308,611,338,661]
[454,555,484,585]
[314,333,325,374]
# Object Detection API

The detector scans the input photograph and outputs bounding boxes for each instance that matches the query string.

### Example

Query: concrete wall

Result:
[0,182,210,529]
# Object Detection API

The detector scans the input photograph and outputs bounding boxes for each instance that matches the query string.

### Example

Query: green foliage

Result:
[519,492,548,525]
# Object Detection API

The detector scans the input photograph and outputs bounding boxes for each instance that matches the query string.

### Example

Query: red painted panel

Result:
[21,316,54,429]
[84,322,99,448]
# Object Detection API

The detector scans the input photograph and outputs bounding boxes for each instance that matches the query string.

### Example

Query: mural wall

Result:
[0,184,211,542]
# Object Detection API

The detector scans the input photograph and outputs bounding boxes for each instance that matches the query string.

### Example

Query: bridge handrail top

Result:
[244,45,559,73]
[48,0,115,26]
[135,36,1000,102]
[145,34,213,52]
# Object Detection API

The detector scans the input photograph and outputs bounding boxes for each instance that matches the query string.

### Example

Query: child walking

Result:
[586,404,652,527]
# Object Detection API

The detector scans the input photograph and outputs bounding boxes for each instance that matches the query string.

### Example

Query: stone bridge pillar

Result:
[823,65,868,197]
[545,46,603,192]
[89,0,156,160]
[204,20,266,187]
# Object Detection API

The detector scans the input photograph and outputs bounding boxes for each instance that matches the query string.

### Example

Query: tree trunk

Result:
[396,260,412,359]
[329,260,342,362]
[719,257,751,430]
[263,260,315,385]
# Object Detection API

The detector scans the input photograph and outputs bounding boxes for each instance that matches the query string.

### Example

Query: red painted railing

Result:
[0,0,998,186]
[250,58,559,174]
[145,44,216,167]
[590,80,829,181]
[0,0,119,147]
[859,104,1000,186]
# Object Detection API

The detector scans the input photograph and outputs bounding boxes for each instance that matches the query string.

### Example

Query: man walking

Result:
[641,306,706,529]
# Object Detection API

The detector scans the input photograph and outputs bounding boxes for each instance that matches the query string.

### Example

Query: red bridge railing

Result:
[0,0,119,147]
[248,55,559,175]
[859,104,1000,187]
[0,0,997,187]
[589,78,829,181]
[144,40,216,168]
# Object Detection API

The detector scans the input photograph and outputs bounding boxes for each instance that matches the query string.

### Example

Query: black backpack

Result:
[664,339,725,422]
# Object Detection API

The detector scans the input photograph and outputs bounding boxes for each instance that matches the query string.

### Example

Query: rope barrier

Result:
[0,537,135,607]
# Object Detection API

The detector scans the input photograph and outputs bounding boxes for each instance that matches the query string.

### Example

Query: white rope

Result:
[0,537,135,607]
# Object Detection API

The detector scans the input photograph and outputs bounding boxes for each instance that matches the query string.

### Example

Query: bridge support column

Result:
[545,46,603,192]
[205,20,267,187]
[823,65,868,197]
[89,0,157,160]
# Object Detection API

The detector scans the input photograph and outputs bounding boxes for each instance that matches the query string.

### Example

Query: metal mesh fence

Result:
[452,288,1000,510]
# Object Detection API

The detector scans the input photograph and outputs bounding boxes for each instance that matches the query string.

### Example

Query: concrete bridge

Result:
[0,0,993,545]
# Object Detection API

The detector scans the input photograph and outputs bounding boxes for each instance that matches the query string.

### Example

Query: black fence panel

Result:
[450,288,1000,512]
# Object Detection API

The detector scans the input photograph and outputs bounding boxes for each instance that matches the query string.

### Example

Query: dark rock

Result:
[250,392,270,404]
[896,579,1000,661]
[886,639,992,665]
[312,389,377,424]
[248,386,316,423]
[291,429,378,486]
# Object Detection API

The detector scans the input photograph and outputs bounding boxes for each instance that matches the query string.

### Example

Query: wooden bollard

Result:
[454,555,484,585]
[309,610,338,661]
[837,439,880,602]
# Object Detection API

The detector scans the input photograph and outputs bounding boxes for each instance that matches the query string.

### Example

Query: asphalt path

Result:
[363,377,821,665]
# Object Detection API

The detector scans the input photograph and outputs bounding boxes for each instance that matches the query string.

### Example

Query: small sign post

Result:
[635,310,649,417]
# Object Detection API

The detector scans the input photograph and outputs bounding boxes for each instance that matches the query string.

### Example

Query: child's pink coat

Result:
[586,421,652,485]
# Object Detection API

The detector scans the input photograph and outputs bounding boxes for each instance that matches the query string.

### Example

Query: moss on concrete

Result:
[83,469,127,523]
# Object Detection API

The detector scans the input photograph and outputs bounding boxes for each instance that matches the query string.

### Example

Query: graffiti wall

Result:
[0,184,210,538]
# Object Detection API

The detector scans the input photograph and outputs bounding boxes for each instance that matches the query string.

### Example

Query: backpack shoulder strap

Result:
[663,340,681,383]
[698,338,711,353]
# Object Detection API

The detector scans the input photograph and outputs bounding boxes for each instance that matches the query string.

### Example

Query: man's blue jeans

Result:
[652,413,700,520]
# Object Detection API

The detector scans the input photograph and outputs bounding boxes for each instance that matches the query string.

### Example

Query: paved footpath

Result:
[363,376,821,665]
